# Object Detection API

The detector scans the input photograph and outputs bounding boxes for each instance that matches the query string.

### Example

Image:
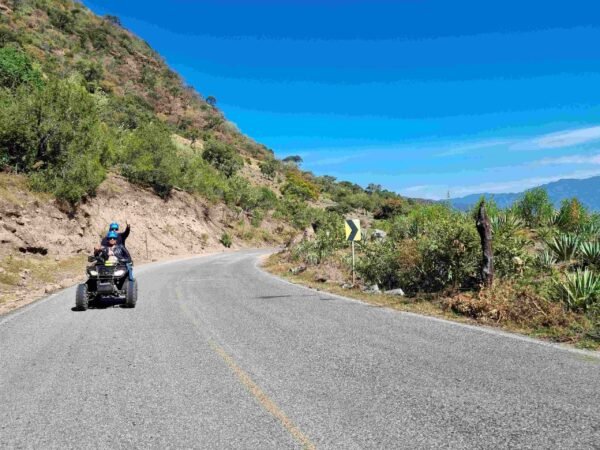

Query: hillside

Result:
[0,0,269,158]
[449,176,600,211]
[0,0,415,313]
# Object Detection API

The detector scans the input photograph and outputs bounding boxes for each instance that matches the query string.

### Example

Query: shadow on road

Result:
[70,297,128,311]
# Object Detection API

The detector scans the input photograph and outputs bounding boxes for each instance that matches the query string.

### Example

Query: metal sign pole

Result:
[352,241,355,286]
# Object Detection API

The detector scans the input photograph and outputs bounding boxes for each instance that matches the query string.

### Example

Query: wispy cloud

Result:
[512,126,600,151]
[532,152,600,166]
[434,139,514,157]
[309,153,367,167]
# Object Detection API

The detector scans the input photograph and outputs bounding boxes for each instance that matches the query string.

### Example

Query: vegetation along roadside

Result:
[264,192,600,351]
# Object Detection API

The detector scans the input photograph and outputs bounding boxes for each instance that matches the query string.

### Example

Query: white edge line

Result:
[254,252,600,360]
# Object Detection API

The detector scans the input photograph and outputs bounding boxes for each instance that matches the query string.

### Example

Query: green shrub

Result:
[259,158,278,179]
[48,7,74,32]
[220,232,232,248]
[0,46,42,89]
[514,188,554,228]
[202,139,243,178]
[0,79,111,203]
[356,240,404,290]
[281,170,320,201]
[179,154,228,201]
[119,122,180,197]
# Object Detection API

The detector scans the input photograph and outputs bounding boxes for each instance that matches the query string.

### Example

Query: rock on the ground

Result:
[362,284,381,294]
[289,265,307,275]
[385,288,405,296]
[372,229,387,240]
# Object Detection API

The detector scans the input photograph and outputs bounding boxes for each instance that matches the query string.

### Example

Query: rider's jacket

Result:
[97,244,132,263]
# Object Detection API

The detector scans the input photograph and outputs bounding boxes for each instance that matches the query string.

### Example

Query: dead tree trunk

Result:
[476,201,494,287]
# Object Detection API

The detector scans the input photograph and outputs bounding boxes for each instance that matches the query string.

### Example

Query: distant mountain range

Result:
[448,176,600,211]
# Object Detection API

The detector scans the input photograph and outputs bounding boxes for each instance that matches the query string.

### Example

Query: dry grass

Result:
[263,253,600,351]
[0,254,86,306]
[0,173,52,205]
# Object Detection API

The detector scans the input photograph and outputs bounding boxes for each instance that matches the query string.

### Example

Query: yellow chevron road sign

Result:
[345,219,361,241]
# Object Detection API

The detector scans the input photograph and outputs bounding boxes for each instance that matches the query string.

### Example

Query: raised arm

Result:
[120,223,131,244]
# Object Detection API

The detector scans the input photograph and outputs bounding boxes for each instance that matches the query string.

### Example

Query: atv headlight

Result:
[88,269,98,276]
[114,269,126,277]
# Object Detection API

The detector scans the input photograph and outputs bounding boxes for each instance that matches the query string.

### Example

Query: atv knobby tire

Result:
[124,279,137,308]
[75,284,89,311]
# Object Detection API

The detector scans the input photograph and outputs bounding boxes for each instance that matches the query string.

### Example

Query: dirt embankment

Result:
[0,173,291,314]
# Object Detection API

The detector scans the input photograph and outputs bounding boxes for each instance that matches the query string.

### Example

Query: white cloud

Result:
[434,139,514,157]
[532,152,600,166]
[512,126,600,151]
[309,153,367,167]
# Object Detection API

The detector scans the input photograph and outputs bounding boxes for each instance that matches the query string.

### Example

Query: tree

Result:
[206,95,217,107]
[557,198,588,232]
[514,188,554,228]
[282,155,303,166]
[104,15,122,26]
[202,139,243,178]
[366,183,382,195]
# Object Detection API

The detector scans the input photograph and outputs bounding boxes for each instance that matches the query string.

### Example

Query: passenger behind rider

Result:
[100,221,130,247]
[95,231,134,281]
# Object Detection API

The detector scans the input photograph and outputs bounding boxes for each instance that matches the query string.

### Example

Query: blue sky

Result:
[84,0,600,199]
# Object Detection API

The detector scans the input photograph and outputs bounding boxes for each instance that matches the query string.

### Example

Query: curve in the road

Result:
[1,249,599,449]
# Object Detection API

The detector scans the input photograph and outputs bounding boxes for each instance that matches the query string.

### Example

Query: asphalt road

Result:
[1,249,599,449]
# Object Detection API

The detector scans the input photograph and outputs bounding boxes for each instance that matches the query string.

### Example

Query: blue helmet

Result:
[107,231,118,240]
[109,222,119,231]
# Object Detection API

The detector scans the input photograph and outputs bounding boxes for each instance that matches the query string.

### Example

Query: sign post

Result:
[344,219,361,285]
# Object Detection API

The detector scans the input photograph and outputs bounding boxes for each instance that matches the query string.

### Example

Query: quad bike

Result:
[75,252,137,311]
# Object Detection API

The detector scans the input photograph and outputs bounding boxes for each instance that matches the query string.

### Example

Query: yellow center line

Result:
[209,340,317,450]
[175,286,316,449]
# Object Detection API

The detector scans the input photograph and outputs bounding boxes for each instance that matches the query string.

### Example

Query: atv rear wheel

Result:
[124,279,137,308]
[75,284,88,311]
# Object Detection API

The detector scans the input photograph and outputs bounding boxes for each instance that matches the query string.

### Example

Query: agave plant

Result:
[547,233,580,262]
[490,212,524,236]
[537,249,557,269]
[543,209,561,228]
[554,269,600,311]
[579,241,600,266]
[577,222,600,240]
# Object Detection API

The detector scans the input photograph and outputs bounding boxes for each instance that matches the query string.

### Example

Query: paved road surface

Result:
[1,250,599,449]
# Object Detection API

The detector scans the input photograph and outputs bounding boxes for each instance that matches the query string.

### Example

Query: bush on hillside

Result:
[0,79,111,203]
[514,188,554,228]
[281,171,320,201]
[119,122,180,197]
[202,139,243,178]
[259,158,278,180]
[0,45,42,89]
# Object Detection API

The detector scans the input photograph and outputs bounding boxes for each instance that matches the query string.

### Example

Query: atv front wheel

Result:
[75,284,89,311]
[124,279,137,308]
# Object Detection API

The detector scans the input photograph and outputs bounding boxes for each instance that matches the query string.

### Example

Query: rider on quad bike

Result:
[75,231,137,311]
